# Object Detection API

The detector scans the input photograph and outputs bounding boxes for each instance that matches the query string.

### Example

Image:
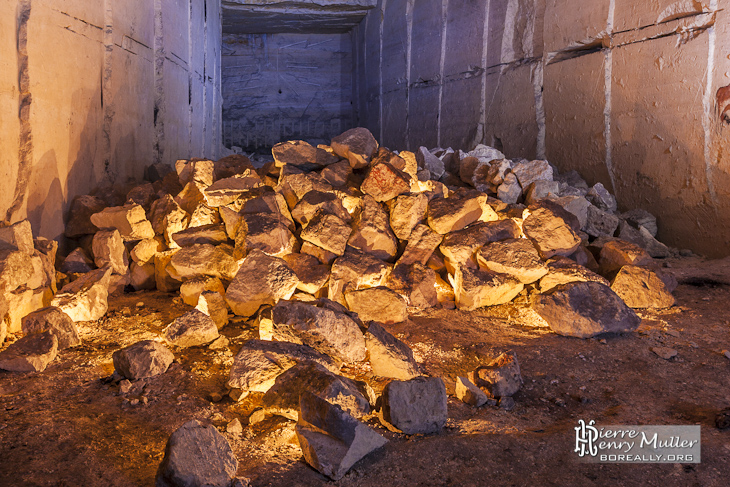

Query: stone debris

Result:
[380,376,448,435]
[296,392,387,481]
[389,193,429,240]
[586,182,617,213]
[65,195,105,238]
[511,159,553,191]
[361,160,412,202]
[0,330,58,372]
[91,229,128,275]
[386,263,438,310]
[470,351,522,398]
[169,244,240,282]
[130,238,165,265]
[417,146,445,179]
[345,287,408,324]
[235,213,298,258]
[364,322,420,380]
[282,253,330,294]
[651,347,678,360]
[163,309,219,348]
[451,265,524,311]
[328,250,391,305]
[599,239,653,275]
[476,238,548,284]
[439,220,521,274]
[90,204,155,241]
[455,376,491,407]
[347,195,398,261]
[21,307,80,350]
[51,267,113,322]
[155,419,238,487]
[112,340,175,380]
[0,220,34,254]
[584,205,620,238]
[610,265,675,309]
[538,257,610,293]
[330,127,378,169]
[291,190,351,227]
[397,224,443,266]
[180,276,226,307]
[427,191,486,235]
[172,224,229,247]
[522,203,582,259]
[532,281,641,338]
[196,290,230,329]
[149,195,189,247]
[300,211,352,256]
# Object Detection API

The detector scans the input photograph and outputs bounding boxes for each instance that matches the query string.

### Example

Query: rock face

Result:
[365,322,420,380]
[225,250,299,317]
[476,238,548,284]
[345,287,408,324]
[331,127,378,169]
[296,392,388,481]
[227,339,339,393]
[471,351,522,398]
[0,331,58,372]
[610,265,675,309]
[522,204,582,259]
[90,204,155,241]
[266,300,366,363]
[380,377,448,435]
[262,362,371,419]
[163,310,219,348]
[532,281,641,338]
[51,267,113,322]
[21,307,80,350]
[112,340,175,380]
[155,420,238,487]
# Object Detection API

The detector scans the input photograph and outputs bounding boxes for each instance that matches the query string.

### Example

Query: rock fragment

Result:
[389,193,429,240]
[522,203,582,259]
[365,322,420,380]
[347,196,398,261]
[610,265,675,309]
[455,376,490,407]
[470,351,522,398]
[476,238,548,284]
[0,330,58,372]
[427,191,486,234]
[21,307,79,350]
[300,211,352,256]
[90,204,155,241]
[345,287,408,324]
[0,220,34,254]
[113,340,174,380]
[452,265,524,310]
[91,229,128,275]
[196,290,230,329]
[65,195,105,238]
[361,161,411,202]
[51,267,113,322]
[163,309,219,348]
[380,377,447,435]
[330,127,378,169]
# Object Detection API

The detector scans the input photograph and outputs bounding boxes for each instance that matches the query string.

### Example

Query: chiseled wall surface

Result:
[355,0,730,257]
[0,0,222,242]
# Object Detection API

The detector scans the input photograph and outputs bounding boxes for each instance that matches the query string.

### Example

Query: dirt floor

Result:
[1,255,730,487]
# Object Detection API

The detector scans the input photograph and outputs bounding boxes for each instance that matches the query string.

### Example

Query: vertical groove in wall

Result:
[203,0,209,157]
[405,0,414,150]
[437,0,448,148]
[353,25,360,126]
[187,0,193,158]
[533,61,546,159]
[603,0,616,193]
[102,0,114,182]
[7,0,33,223]
[153,0,165,164]
[378,0,386,144]
[702,0,718,203]
[478,0,490,147]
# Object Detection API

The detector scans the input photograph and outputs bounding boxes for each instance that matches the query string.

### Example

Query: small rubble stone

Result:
[171,224,229,247]
[235,213,297,258]
[180,276,226,307]
[208,335,229,350]
[155,419,238,487]
[511,159,553,191]
[277,170,334,209]
[532,281,641,338]
[345,287,408,324]
[427,191,486,234]
[550,195,591,229]
[586,182,617,212]
[301,241,338,265]
[389,193,429,240]
[154,249,182,293]
[130,238,165,265]
[226,250,299,317]
[470,351,522,398]
[296,392,388,481]
[112,340,175,380]
[455,376,490,407]
[497,173,522,204]
[347,196,398,261]
[522,203,582,259]
[386,263,438,310]
[282,253,330,294]
[439,220,521,274]
[621,208,658,237]
[331,127,379,169]
[397,224,443,266]
[169,244,239,282]
[227,339,339,393]
[291,190,351,227]
[651,347,678,360]
[321,160,352,187]
[584,205,620,238]
[91,229,128,275]
[300,211,352,256]
[65,195,105,238]
[90,204,155,241]
[380,377,448,435]
[119,379,132,394]
[416,147,445,179]
[163,309,219,348]
[610,265,675,309]
[599,240,653,275]
[51,267,113,322]
[149,195,189,247]
[361,161,411,202]
[21,307,79,350]
[0,249,35,290]
[201,174,263,208]
[0,330,58,372]
[524,180,560,205]
[538,257,610,293]
[498,396,516,410]
[467,144,505,163]
[365,322,420,380]
[476,239,548,284]
[226,418,243,436]
[328,250,391,305]
[0,220,34,254]
[452,265,524,310]
[196,290,230,329]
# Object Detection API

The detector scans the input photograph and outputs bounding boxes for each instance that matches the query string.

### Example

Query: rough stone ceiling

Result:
[222,0,377,34]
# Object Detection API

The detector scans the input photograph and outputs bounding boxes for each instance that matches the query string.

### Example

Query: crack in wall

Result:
[436,0,448,148]
[378,0,385,145]
[7,0,33,224]
[702,0,719,203]
[153,0,165,165]
[102,0,115,183]
[477,0,490,148]
[405,0,413,150]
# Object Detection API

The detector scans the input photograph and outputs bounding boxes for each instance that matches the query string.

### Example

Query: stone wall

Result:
[0,0,222,242]
[221,32,354,152]
[355,0,730,257]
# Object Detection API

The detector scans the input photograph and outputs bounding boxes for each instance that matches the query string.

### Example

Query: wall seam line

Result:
[437,0,448,148]
[702,0,718,203]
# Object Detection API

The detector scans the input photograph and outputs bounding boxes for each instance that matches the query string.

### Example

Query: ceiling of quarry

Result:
[222,0,377,34]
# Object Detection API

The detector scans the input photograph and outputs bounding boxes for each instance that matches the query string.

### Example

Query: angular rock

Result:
[365,322,419,380]
[0,249,35,291]
[586,182,617,213]
[171,223,228,248]
[169,244,240,282]
[149,194,190,247]
[345,287,407,324]
[65,195,105,238]
[112,340,174,380]
[214,154,255,180]
[524,180,560,205]
[497,173,522,204]
[532,281,641,338]
[511,159,553,191]
[0,220,34,254]
[155,419,238,487]
[380,377,447,435]
[320,160,352,187]
[130,262,156,291]
[584,205,620,238]
[611,265,675,309]
[599,239,653,275]
[273,139,318,168]
[621,208,658,237]
[174,181,206,217]
[59,247,95,275]
[262,362,371,419]
[21,306,79,350]
[416,147,445,179]
[90,204,155,241]
[291,190,351,227]
[297,392,388,481]
[301,241,338,265]
[389,193,428,240]
[348,196,398,261]
[472,158,511,193]
[329,250,392,305]
[470,351,522,398]
[331,127,378,169]
[451,265,524,310]
[467,144,505,163]
[267,300,366,363]
[234,213,297,259]
[154,249,182,293]
[227,339,339,393]
[126,183,156,209]
[130,238,165,265]
[476,238,548,284]
[4,287,50,333]
[522,203,582,259]
[434,273,455,305]
[397,224,443,266]
[92,229,128,275]
[361,162,411,202]
[163,309,219,348]
[0,330,57,372]
[455,376,490,407]
[203,172,263,207]
[427,192,486,234]
[386,263,438,310]
[282,253,330,294]
[277,170,334,209]
[188,203,221,228]
[180,276,226,306]
[196,290,230,329]
[550,195,591,229]
[300,211,352,256]
[439,220,521,274]
[226,250,299,317]
[538,257,610,293]
[51,267,113,322]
